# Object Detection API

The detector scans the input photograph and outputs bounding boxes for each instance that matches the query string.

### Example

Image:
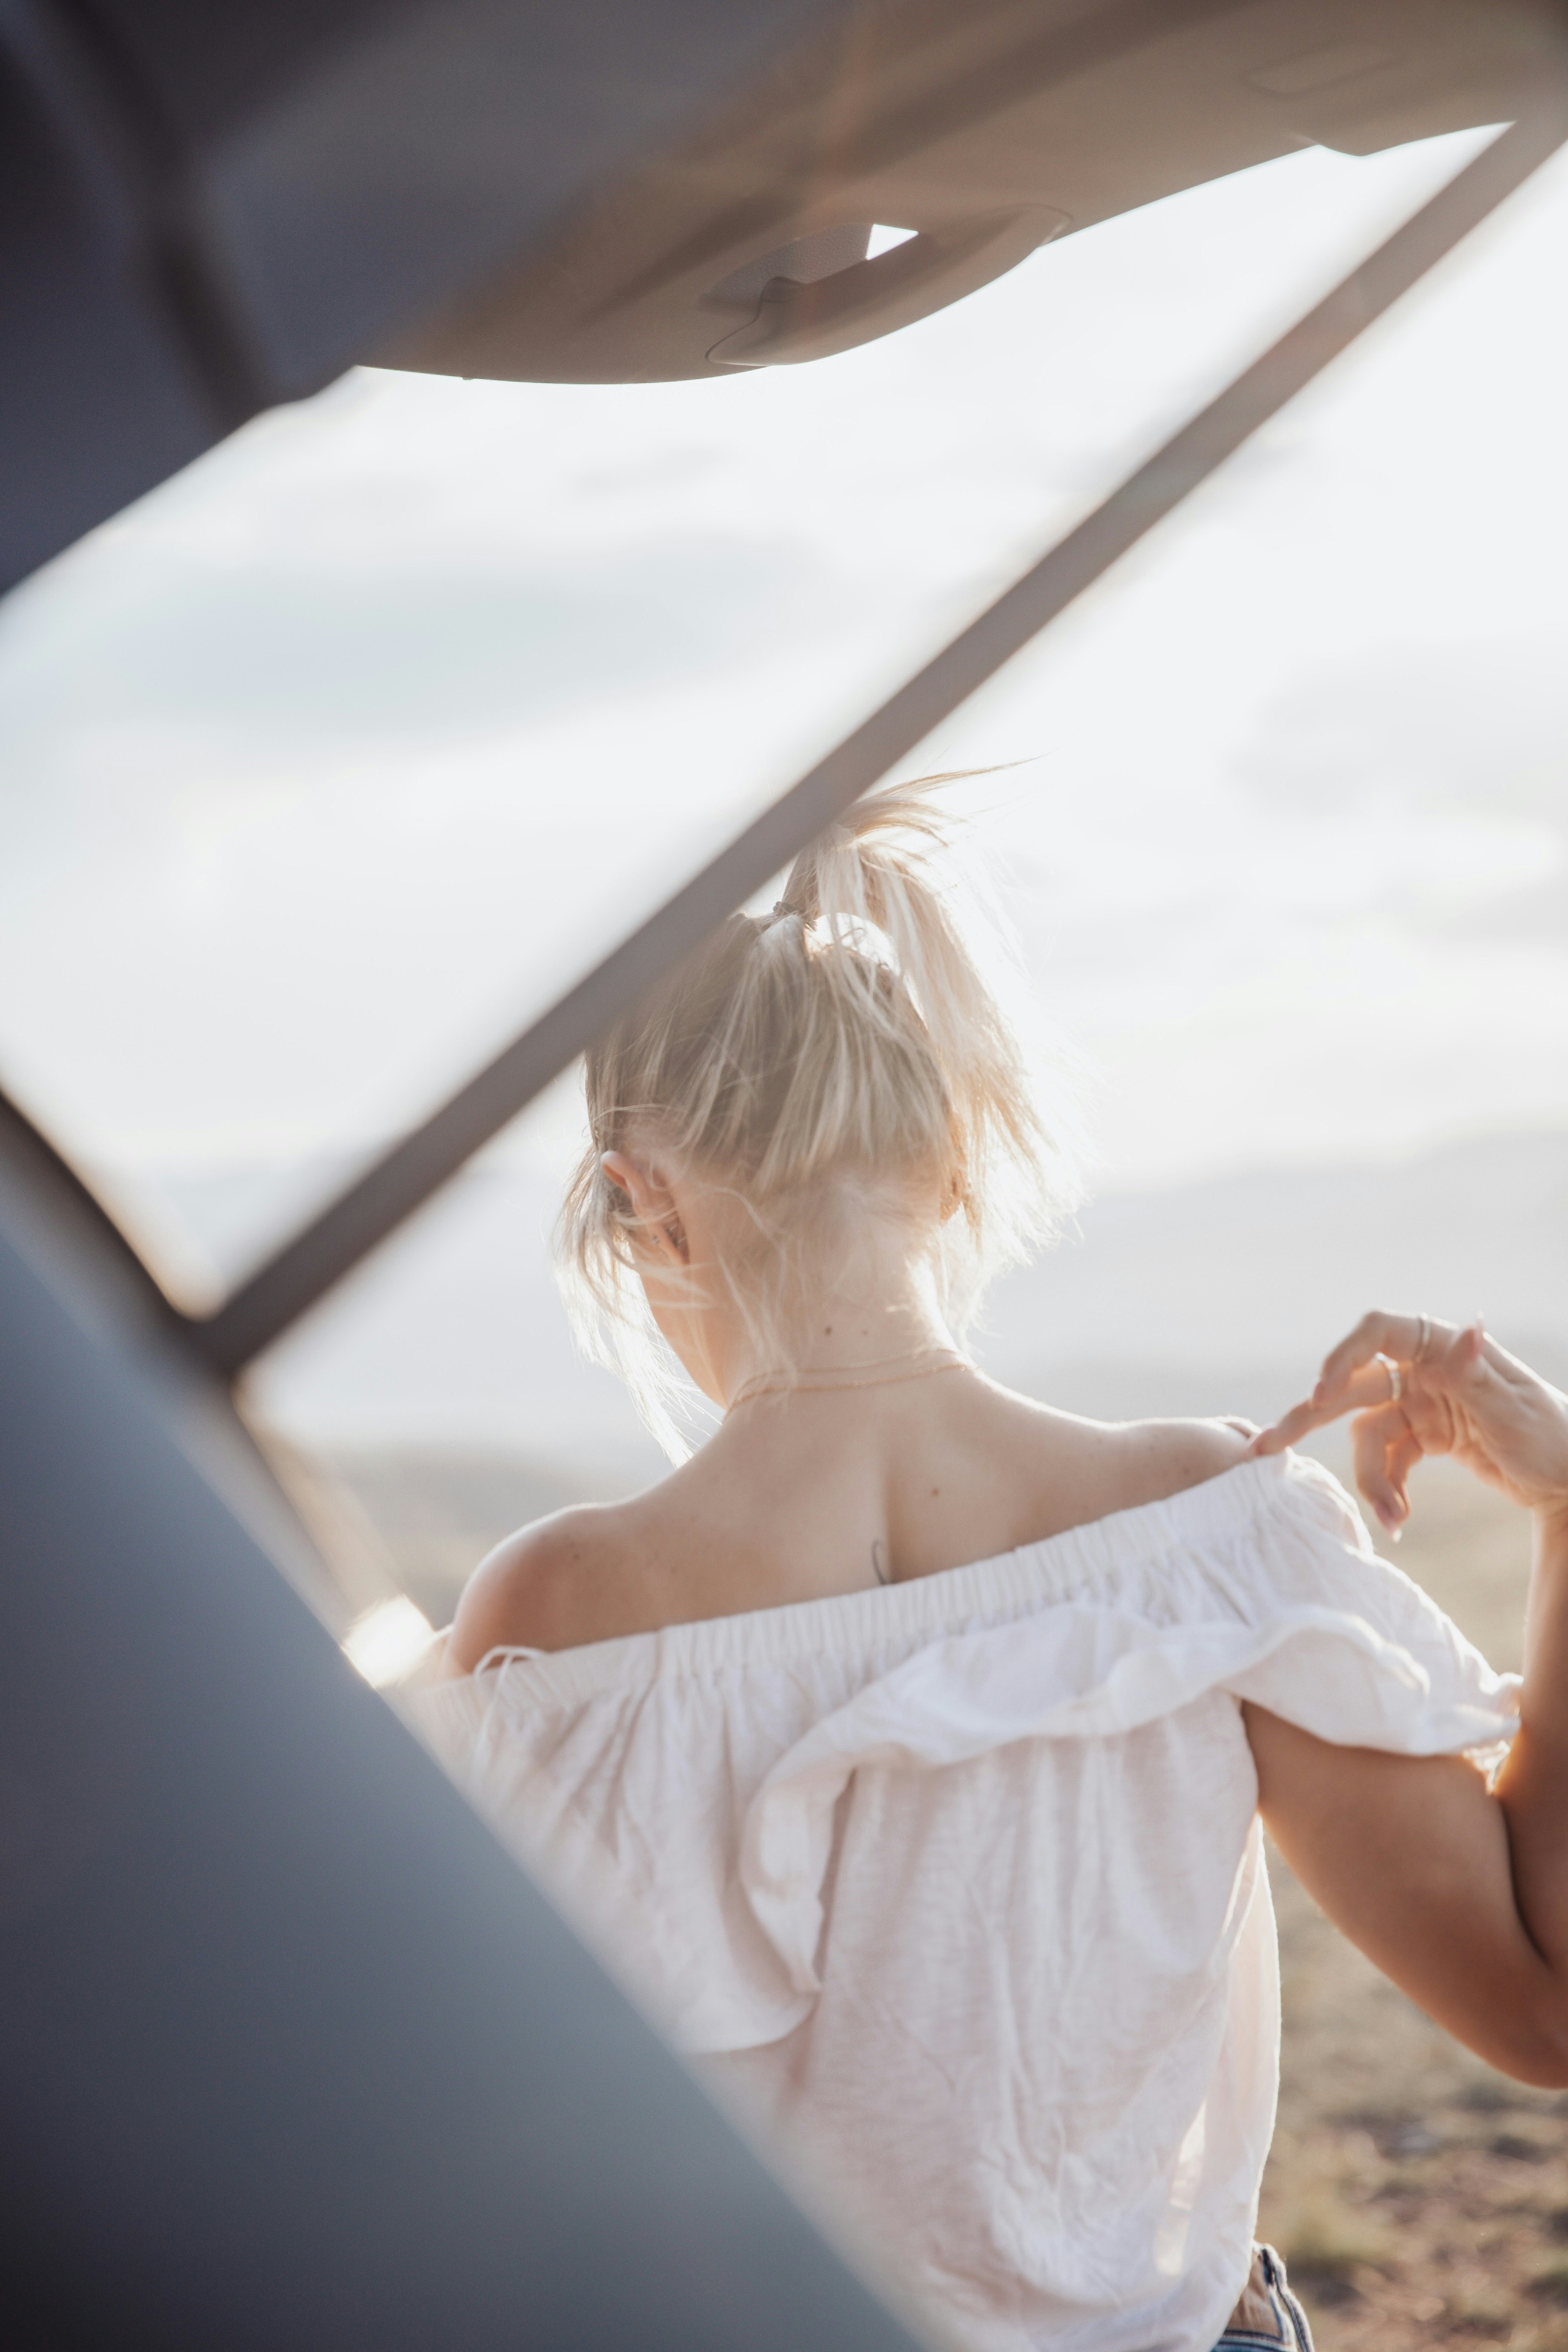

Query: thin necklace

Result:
[726,1345,971,1415]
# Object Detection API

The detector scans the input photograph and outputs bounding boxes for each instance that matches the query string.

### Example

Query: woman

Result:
[406,786,1568,2352]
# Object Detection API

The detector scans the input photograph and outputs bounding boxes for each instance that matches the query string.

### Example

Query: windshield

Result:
[0,126,1514,1307]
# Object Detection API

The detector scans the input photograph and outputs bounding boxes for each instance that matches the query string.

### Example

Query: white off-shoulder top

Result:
[403,1451,1519,2352]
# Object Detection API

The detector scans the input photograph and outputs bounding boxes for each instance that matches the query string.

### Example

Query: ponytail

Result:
[557,778,1074,1452]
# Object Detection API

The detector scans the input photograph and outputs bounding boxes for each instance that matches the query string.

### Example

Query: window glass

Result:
[236,134,1568,1664]
[0,129,1490,1304]
[922,132,1568,1409]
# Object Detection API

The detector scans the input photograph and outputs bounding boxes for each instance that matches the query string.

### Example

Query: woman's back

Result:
[406,786,1568,2352]
[450,1376,1255,1663]
[410,1447,1517,2352]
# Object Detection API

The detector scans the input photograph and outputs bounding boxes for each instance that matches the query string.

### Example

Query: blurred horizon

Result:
[244,1114,1568,1489]
[2,120,1565,1316]
[1,117,1564,1559]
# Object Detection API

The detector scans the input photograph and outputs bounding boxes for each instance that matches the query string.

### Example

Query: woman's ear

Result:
[601,1152,689,1264]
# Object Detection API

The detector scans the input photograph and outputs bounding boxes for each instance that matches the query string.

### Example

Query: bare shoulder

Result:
[1105,1413,1257,1508]
[1011,1401,1256,1525]
[446,1500,642,1674]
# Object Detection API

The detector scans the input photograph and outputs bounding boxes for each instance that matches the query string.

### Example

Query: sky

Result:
[1,121,1565,1306]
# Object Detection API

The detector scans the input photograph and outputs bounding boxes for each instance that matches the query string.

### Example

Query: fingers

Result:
[1249,1312,1474,1460]
[1311,1310,1457,1407]
[1252,1355,1412,1456]
[1351,1404,1425,1534]
[1250,1395,1338,1455]
[1250,1313,1568,1525]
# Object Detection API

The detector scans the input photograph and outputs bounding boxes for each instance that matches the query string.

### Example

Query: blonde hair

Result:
[557,778,1074,1453]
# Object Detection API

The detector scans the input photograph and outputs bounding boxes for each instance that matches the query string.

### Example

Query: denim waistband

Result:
[1212,2245,1315,2352]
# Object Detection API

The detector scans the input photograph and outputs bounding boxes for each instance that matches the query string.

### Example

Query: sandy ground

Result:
[1260,1456,1567,2351]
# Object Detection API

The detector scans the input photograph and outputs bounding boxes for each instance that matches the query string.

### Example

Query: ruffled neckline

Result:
[449,1451,1315,1705]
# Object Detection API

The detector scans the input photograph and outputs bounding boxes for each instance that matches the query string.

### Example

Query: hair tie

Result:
[771,898,805,921]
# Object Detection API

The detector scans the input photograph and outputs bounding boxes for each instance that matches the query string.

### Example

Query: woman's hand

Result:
[1250,1311,1568,1536]
[1247,1312,1568,2087]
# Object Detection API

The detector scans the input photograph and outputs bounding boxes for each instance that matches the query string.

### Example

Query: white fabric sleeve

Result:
[1223,1452,1520,1759]
[741,1455,1520,1998]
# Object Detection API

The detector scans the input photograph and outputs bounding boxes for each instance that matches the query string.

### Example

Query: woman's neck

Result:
[721,1275,955,1406]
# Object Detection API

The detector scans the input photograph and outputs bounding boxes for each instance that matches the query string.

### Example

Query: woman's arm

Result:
[1247,1314,1568,2086]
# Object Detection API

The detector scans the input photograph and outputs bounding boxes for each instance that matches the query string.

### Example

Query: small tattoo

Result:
[871,1538,890,1586]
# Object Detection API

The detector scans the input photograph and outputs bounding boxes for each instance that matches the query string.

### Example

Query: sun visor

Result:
[375,0,1567,385]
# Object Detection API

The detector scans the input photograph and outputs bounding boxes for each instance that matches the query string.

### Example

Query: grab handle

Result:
[706,206,1066,369]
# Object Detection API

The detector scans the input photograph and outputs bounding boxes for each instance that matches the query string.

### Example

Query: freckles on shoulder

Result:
[448,1503,623,1671]
[1112,1414,1256,1509]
